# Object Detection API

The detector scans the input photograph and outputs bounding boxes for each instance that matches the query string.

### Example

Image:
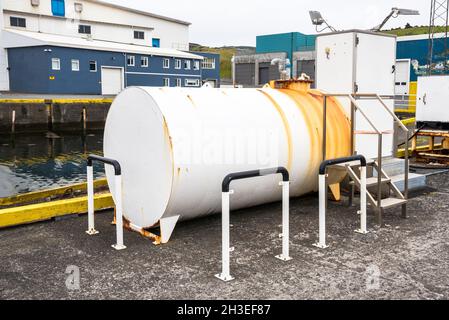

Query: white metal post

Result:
[86,165,99,235]
[356,166,369,235]
[112,174,126,250]
[314,174,329,249]
[216,191,235,282]
[276,182,292,261]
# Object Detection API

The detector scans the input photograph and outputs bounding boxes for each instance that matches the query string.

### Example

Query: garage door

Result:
[101,67,123,95]
[395,60,410,95]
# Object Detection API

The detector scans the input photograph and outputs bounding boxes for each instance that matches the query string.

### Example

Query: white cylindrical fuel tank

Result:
[104,81,351,230]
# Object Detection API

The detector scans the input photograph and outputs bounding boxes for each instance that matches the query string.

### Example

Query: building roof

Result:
[397,32,447,42]
[85,0,191,26]
[2,29,203,60]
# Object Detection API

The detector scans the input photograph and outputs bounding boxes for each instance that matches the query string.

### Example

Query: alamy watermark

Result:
[365,264,381,290]
[65,265,80,291]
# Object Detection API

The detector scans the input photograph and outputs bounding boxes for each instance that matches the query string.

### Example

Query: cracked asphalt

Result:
[1,172,449,300]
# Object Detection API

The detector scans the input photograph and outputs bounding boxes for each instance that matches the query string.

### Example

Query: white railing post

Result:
[356,166,369,235]
[216,191,235,282]
[86,155,126,250]
[314,174,329,249]
[112,174,126,251]
[86,165,99,235]
[276,181,292,261]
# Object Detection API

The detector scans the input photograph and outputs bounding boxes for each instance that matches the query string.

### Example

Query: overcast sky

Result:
[107,0,431,47]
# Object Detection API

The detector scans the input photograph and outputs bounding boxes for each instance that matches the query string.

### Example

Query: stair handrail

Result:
[374,94,409,217]
[322,93,384,224]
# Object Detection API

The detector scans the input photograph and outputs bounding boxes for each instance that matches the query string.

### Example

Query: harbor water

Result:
[0,131,105,198]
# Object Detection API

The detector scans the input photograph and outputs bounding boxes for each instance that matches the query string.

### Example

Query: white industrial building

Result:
[0,0,204,93]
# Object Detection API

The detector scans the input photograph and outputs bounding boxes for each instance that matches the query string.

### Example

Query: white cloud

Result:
[107,0,431,46]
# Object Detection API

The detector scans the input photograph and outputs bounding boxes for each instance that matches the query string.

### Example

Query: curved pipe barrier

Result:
[86,155,126,251]
[217,167,291,282]
[314,155,368,249]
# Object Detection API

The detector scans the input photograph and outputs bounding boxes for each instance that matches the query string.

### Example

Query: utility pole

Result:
[428,0,449,75]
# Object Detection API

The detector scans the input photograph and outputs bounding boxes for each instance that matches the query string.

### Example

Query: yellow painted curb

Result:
[0,193,114,229]
[0,99,113,104]
[0,179,108,207]
[0,99,45,104]
[52,99,113,104]
[401,118,416,126]
[397,144,443,158]
[395,109,416,114]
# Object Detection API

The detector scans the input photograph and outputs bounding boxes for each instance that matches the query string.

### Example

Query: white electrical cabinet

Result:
[316,30,397,159]
[416,75,449,130]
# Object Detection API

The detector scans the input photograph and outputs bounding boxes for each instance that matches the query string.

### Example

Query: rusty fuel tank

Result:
[103,80,351,239]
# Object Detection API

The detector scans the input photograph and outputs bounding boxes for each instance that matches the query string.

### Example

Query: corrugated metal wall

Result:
[235,63,255,86]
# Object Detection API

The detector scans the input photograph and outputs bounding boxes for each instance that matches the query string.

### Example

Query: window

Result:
[202,58,216,69]
[78,25,91,34]
[163,78,170,87]
[51,58,61,71]
[163,58,170,69]
[134,31,145,40]
[176,78,182,87]
[175,59,181,70]
[185,79,200,87]
[71,59,80,71]
[51,0,65,17]
[89,61,97,72]
[193,60,200,70]
[152,38,160,48]
[10,17,26,28]
[184,60,191,70]
[127,56,135,67]
[141,56,149,68]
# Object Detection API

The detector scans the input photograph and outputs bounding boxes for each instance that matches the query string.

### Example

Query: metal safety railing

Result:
[321,93,410,225]
[216,167,291,282]
[86,155,126,251]
[314,156,368,249]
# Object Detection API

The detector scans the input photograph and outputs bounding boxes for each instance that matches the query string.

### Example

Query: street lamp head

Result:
[393,7,420,16]
[309,11,325,26]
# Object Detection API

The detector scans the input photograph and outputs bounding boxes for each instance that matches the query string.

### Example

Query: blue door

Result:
[152,38,160,48]
[51,0,65,17]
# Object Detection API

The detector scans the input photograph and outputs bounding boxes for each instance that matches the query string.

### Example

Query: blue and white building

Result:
[0,0,220,94]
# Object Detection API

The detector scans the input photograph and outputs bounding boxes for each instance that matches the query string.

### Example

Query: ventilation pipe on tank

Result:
[271,58,291,80]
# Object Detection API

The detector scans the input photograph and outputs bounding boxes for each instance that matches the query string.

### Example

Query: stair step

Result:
[350,177,391,187]
[331,159,375,169]
[380,198,407,209]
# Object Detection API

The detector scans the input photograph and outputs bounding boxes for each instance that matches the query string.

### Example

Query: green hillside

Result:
[190,44,255,80]
[384,25,447,37]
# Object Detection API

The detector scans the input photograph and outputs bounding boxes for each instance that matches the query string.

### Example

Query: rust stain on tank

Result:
[121,217,162,245]
[280,87,351,184]
[281,89,319,182]
[162,116,176,185]
[257,89,293,171]
[186,95,197,108]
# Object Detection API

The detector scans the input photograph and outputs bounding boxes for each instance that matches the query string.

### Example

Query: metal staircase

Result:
[322,93,410,226]
[344,160,406,221]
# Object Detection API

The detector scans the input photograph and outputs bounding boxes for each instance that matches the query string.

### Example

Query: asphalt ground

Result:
[1,172,449,300]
